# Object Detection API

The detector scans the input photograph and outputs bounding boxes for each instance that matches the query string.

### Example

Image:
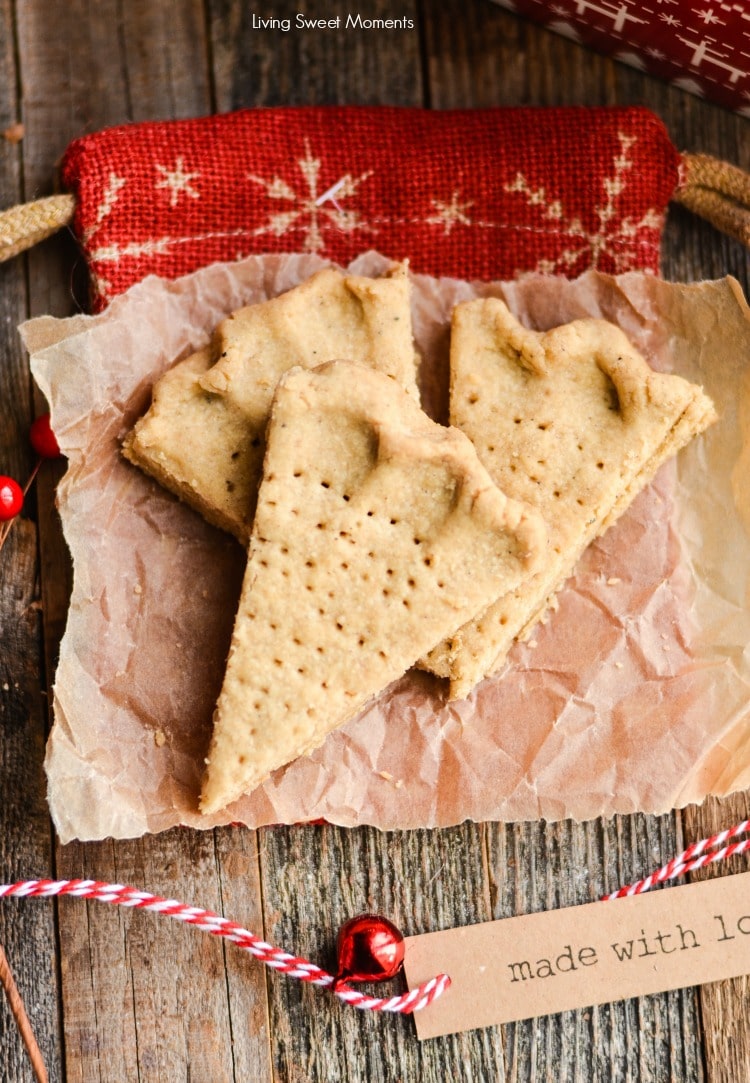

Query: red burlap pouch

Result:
[59,105,682,310]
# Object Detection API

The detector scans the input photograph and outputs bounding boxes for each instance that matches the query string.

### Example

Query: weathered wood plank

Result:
[56,828,268,1083]
[488,816,703,1082]
[208,0,423,110]
[423,0,617,109]
[258,824,504,1082]
[0,0,62,1079]
[0,520,62,1083]
[683,794,750,1083]
[14,2,271,1080]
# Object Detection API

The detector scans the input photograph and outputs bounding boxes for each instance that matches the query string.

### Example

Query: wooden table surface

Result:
[1,2,749,1080]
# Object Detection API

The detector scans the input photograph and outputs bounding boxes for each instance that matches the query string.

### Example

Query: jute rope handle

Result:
[1,153,749,264]
[672,152,750,247]
[0,193,75,262]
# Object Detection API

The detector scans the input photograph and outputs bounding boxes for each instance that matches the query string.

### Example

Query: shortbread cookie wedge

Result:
[200,360,545,814]
[123,262,419,543]
[122,347,258,538]
[200,262,420,411]
[421,298,717,699]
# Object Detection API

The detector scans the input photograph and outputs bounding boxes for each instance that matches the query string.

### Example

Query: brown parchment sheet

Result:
[23,251,750,843]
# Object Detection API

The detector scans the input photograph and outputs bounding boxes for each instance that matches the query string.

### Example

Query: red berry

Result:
[0,476,23,521]
[29,413,61,459]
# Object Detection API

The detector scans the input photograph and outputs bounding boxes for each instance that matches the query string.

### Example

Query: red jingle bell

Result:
[0,476,23,522]
[334,913,405,990]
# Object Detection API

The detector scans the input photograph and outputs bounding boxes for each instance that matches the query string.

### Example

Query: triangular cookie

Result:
[200,360,546,813]
[122,346,256,537]
[420,298,717,699]
[123,263,419,542]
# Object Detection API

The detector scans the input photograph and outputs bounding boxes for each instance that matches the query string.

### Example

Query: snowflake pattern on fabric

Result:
[491,0,750,115]
[503,132,664,273]
[60,105,682,310]
[155,157,201,207]
[248,140,374,253]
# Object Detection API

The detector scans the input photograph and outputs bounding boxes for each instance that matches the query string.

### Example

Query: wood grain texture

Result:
[488,817,703,1082]
[207,0,423,111]
[0,2,61,1080]
[259,824,503,1082]
[56,829,270,1083]
[0,521,61,1083]
[13,3,271,1081]
[684,794,750,1083]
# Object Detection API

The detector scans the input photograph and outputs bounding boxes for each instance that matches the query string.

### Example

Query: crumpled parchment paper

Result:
[23,251,750,843]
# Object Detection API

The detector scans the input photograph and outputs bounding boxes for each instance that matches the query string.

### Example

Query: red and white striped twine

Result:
[0,877,448,1015]
[3,820,749,1017]
[602,818,750,901]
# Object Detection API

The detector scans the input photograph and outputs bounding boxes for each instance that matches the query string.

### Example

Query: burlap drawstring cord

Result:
[0,153,749,266]
[0,193,75,263]
[672,152,750,247]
